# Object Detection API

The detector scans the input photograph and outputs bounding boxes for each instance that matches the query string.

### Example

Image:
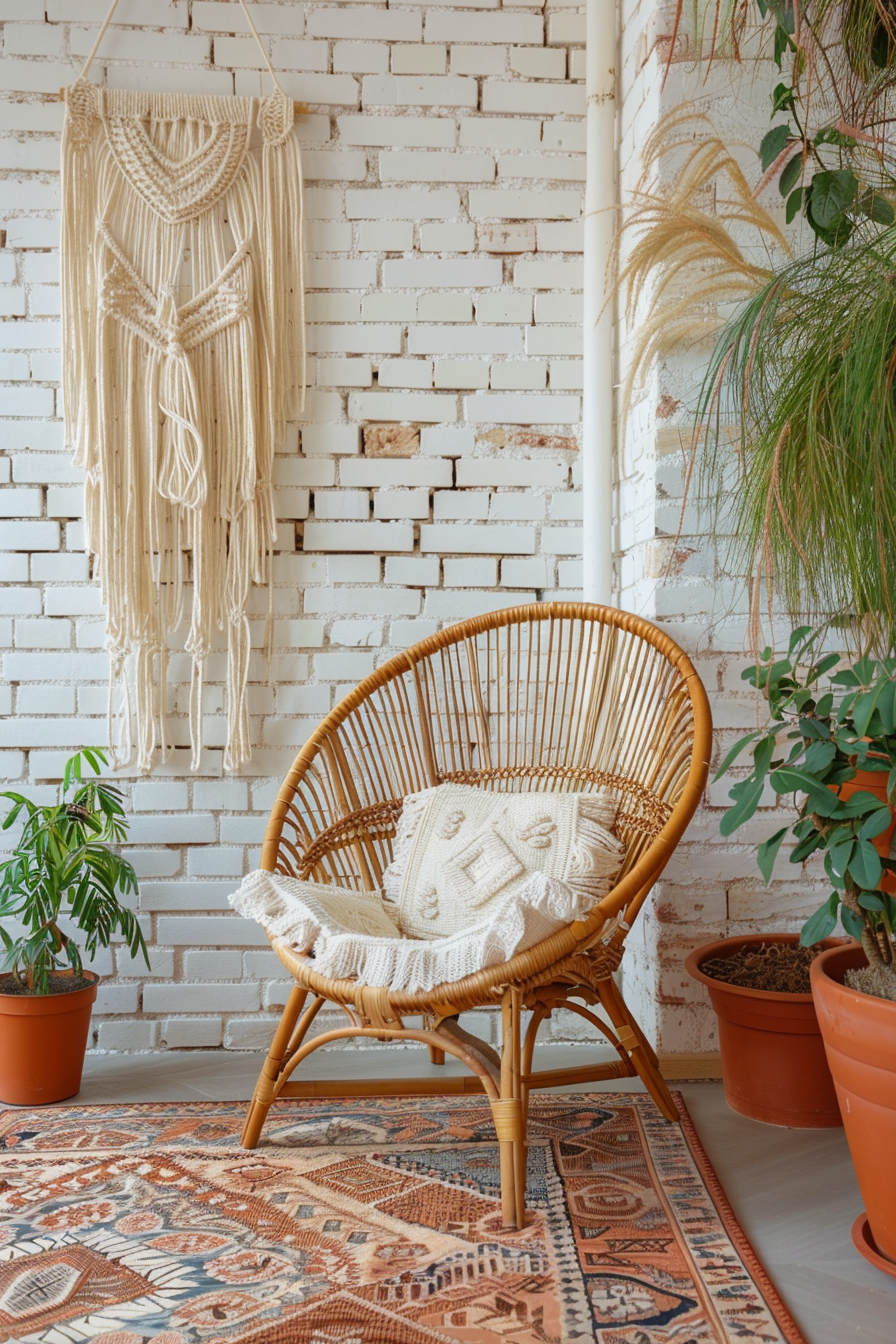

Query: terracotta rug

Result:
[0,1093,805,1344]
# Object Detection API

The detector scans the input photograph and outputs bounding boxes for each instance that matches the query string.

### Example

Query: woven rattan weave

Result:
[240,603,712,1228]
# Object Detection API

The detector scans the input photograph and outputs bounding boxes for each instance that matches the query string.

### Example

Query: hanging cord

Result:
[76,0,286,94]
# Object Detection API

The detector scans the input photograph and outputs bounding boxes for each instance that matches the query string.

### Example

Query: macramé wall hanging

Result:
[61,0,305,774]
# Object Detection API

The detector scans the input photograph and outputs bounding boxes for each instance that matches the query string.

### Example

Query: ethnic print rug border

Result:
[0,1092,806,1344]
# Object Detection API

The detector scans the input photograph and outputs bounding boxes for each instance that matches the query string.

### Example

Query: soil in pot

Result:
[686,933,843,1128]
[0,970,98,1106]
[0,971,95,996]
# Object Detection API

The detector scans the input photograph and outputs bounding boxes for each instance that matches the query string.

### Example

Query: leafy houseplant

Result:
[0,749,148,1104]
[717,626,896,1000]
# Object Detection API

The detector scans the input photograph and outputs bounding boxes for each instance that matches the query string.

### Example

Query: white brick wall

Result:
[0,0,591,1054]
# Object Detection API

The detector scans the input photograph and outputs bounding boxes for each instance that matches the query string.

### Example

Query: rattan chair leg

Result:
[428,1045,446,1065]
[241,985,307,1148]
[597,976,679,1123]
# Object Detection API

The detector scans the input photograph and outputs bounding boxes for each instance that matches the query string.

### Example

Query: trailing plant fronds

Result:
[699,227,896,650]
[813,0,896,80]
[664,0,749,78]
[617,108,790,418]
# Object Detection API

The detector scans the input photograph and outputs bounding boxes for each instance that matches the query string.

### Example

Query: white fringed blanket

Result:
[61,0,304,774]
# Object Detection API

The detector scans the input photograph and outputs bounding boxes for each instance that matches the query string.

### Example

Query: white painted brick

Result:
[357,220,415,251]
[346,187,459,218]
[419,222,475,251]
[542,526,584,554]
[333,42,390,74]
[308,9,422,40]
[444,557,498,586]
[510,47,566,78]
[0,352,28,378]
[482,82,585,116]
[549,491,583,520]
[541,120,586,152]
[338,114,456,147]
[535,293,581,323]
[469,188,581,219]
[145,984,259,1013]
[393,44,447,74]
[0,553,28,582]
[0,59,91,95]
[0,487,42,517]
[0,521,59,550]
[29,285,61,316]
[341,458,452,486]
[273,458,337,487]
[44,586,103,615]
[316,357,373,387]
[490,361,547,389]
[459,117,541,150]
[538,221,584,250]
[478,222,535,252]
[305,586,420,615]
[306,294,360,321]
[467,392,580,423]
[527,326,583,354]
[307,325,402,353]
[192,2,304,33]
[0,101,63,132]
[435,360,489,389]
[297,114,333,144]
[96,1022,157,1050]
[489,491,545,519]
[303,521,414,551]
[305,188,346,219]
[547,12,586,43]
[301,425,359,457]
[457,459,568,487]
[305,221,353,250]
[313,490,371,520]
[361,292,418,320]
[1,384,53,415]
[0,588,40,614]
[380,151,495,183]
[417,293,473,321]
[3,650,108,680]
[188,848,245,877]
[276,619,326,645]
[389,617,439,644]
[502,557,551,586]
[321,555,381,583]
[302,152,368,182]
[70,26,209,63]
[306,258,376,289]
[313,651,375,680]
[224,1016,283,1049]
[160,1018,224,1048]
[4,219,59,249]
[515,258,584,288]
[379,358,433,388]
[475,293,532,323]
[127,813,216,845]
[450,44,506,75]
[331,618,383,645]
[0,288,26,318]
[361,74,478,107]
[420,426,475,457]
[184,950,244,978]
[348,391,457,421]
[425,587,536,616]
[550,359,584,389]
[117,947,175,978]
[499,153,585,182]
[374,488,430,519]
[425,12,543,43]
[46,487,84,517]
[420,523,535,554]
[384,555,440,586]
[408,326,522,355]
[434,490,489,519]
[274,73,360,106]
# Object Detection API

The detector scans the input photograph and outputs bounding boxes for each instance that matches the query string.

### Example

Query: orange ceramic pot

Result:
[686,933,843,1127]
[0,972,98,1105]
[836,768,896,893]
[811,943,896,1266]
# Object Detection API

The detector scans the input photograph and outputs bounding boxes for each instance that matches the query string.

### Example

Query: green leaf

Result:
[888,766,896,806]
[790,831,825,863]
[798,716,830,740]
[827,837,856,880]
[856,190,895,227]
[803,740,836,774]
[760,124,792,172]
[757,827,789,884]
[713,731,760,782]
[860,807,893,841]
[779,153,802,197]
[848,839,883,890]
[841,906,865,939]
[785,186,805,224]
[770,765,837,810]
[858,891,886,911]
[838,790,884,817]
[720,776,767,837]
[801,900,838,946]
[772,81,795,113]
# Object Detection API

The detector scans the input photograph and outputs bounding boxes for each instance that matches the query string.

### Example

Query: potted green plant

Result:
[699,627,896,1270]
[0,749,147,1105]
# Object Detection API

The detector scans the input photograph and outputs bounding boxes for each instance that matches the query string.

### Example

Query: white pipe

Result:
[581,0,617,605]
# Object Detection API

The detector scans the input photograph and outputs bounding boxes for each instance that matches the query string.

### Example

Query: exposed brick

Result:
[364,425,421,457]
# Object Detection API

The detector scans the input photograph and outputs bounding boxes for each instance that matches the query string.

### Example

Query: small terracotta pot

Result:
[811,942,896,1266]
[0,972,98,1106]
[686,933,842,1128]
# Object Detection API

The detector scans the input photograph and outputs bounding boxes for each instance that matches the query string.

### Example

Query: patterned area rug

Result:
[0,1093,805,1344]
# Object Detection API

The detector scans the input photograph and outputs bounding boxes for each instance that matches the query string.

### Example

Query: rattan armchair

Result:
[240,603,711,1228]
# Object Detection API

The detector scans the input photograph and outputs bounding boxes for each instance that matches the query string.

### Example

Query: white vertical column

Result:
[581,0,618,605]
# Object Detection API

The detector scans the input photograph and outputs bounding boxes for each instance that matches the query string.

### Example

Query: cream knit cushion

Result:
[382,783,623,941]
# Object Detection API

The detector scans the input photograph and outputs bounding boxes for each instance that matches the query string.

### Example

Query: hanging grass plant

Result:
[698,227,896,645]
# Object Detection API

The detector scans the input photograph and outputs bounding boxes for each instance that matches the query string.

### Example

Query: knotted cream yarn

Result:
[61,77,304,773]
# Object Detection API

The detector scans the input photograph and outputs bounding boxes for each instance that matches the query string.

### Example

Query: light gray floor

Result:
[47,1046,896,1342]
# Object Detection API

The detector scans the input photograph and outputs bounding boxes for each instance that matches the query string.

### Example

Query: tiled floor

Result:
[46,1045,896,1343]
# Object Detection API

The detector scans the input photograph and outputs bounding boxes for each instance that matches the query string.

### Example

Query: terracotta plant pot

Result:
[0,972,98,1105]
[836,767,896,893]
[811,942,896,1269]
[686,933,842,1128]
